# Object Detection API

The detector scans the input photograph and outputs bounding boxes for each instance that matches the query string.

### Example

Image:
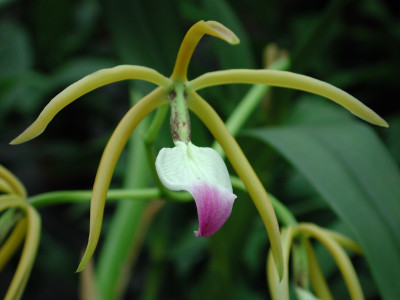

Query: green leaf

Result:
[202,0,255,69]
[0,72,48,119]
[46,57,116,90]
[0,57,114,122]
[0,0,19,10]
[244,97,400,300]
[202,0,255,114]
[100,0,181,74]
[384,114,400,164]
[31,0,99,66]
[0,20,33,78]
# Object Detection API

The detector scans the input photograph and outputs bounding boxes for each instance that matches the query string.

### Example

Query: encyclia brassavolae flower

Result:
[0,165,41,300]
[267,224,365,300]
[10,21,387,278]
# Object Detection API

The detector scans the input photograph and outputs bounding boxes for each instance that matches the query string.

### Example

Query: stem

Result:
[169,83,191,143]
[27,188,191,208]
[145,141,166,192]
[143,98,173,198]
[138,202,167,300]
[188,92,284,280]
[28,189,160,208]
[143,105,169,144]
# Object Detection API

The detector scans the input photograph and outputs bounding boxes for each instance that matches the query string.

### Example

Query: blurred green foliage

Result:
[1,0,399,299]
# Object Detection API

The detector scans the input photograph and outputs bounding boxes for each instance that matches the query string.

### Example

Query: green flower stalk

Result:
[11,20,387,282]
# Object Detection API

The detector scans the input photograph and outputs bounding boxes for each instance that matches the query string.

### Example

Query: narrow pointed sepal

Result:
[170,20,240,81]
[10,66,170,145]
[187,70,388,128]
[204,21,240,45]
[75,88,167,272]
[155,141,236,236]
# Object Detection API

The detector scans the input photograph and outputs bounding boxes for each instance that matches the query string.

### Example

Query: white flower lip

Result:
[155,141,236,236]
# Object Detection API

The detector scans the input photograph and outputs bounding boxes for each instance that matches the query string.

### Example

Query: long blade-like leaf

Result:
[244,98,400,300]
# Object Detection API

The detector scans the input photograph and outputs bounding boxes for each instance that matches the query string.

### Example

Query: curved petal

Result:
[155,142,197,191]
[305,239,333,300]
[76,88,167,272]
[11,66,170,144]
[0,165,27,198]
[155,141,236,237]
[323,229,363,255]
[5,206,41,300]
[171,20,239,81]
[0,218,27,271]
[267,227,294,300]
[187,69,388,128]
[297,223,364,300]
[0,178,13,195]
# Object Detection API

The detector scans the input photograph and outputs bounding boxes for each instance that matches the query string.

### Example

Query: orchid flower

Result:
[0,165,41,300]
[154,82,236,237]
[267,224,365,300]
[10,20,387,280]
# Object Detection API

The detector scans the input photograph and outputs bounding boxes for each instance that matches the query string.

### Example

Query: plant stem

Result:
[28,189,161,208]
[143,105,169,144]
[143,105,170,196]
